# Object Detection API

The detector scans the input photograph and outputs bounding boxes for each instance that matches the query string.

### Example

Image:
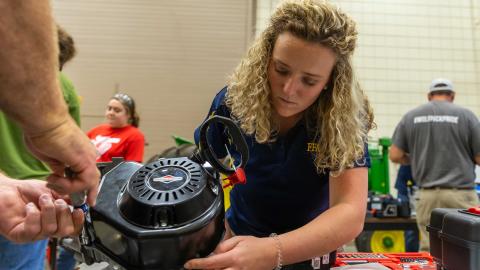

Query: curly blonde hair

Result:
[225,0,374,173]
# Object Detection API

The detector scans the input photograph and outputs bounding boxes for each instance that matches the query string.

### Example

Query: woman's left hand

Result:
[184,235,277,270]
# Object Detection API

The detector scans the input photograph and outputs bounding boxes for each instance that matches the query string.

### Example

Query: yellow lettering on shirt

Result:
[307,143,319,152]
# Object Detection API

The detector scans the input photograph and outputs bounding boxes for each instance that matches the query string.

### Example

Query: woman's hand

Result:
[184,235,278,270]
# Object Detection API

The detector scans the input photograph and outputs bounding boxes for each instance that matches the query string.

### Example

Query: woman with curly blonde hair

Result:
[186,1,373,269]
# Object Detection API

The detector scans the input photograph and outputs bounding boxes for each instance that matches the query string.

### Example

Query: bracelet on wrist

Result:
[269,233,283,270]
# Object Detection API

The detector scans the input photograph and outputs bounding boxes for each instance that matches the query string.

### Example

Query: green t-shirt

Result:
[60,72,81,125]
[0,72,81,180]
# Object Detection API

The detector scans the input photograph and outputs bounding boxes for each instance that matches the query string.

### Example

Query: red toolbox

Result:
[437,207,480,270]
[334,252,436,269]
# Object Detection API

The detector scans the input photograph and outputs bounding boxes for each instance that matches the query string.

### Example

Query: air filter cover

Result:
[119,157,219,229]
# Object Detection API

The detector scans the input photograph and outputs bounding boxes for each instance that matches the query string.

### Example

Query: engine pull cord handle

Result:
[222,145,246,188]
[198,115,249,176]
[222,167,246,188]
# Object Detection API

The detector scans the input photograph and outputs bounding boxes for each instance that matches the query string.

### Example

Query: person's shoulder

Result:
[210,86,231,116]
[126,125,145,139]
[58,72,75,90]
[58,73,79,106]
[433,102,476,118]
[130,125,144,135]
[211,86,228,106]
[454,104,479,120]
[451,102,474,113]
[58,72,71,83]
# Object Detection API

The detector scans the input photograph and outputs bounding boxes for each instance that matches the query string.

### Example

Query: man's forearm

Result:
[0,0,68,135]
[389,145,410,165]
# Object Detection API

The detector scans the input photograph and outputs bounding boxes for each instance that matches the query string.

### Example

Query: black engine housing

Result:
[89,157,224,270]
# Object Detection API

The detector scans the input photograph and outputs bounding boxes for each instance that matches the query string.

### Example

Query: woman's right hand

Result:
[184,235,278,270]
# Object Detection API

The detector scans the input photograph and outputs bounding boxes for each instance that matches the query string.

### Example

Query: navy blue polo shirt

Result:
[194,87,370,237]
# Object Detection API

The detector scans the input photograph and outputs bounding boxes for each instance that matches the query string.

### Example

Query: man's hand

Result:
[0,178,84,243]
[0,0,98,206]
[389,144,410,165]
[25,119,99,205]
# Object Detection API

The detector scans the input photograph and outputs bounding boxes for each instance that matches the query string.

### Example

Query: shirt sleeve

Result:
[124,131,145,163]
[468,111,480,157]
[353,142,371,168]
[392,117,409,153]
[59,72,81,126]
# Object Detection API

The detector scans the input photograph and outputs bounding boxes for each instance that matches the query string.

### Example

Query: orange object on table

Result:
[335,252,437,269]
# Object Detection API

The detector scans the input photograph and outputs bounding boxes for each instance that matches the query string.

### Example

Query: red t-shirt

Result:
[87,124,145,163]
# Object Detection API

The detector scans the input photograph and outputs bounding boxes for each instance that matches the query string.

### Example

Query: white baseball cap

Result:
[429,78,454,93]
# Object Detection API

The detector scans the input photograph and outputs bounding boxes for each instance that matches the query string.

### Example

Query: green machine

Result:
[368,137,392,194]
[356,137,409,253]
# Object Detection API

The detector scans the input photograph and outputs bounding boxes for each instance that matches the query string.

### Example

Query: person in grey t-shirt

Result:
[389,78,480,251]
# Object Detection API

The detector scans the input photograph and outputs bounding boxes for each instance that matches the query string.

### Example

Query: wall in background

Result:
[257,0,480,189]
[52,0,480,176]
[52,0,254,161]
[257,0,480,137]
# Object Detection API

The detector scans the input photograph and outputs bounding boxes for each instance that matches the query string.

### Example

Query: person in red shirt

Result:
[88,93,145,163]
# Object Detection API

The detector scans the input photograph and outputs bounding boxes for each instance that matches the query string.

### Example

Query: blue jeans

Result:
[404,229,420,252]
[0,235,47,270]
[57,246,77,270]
